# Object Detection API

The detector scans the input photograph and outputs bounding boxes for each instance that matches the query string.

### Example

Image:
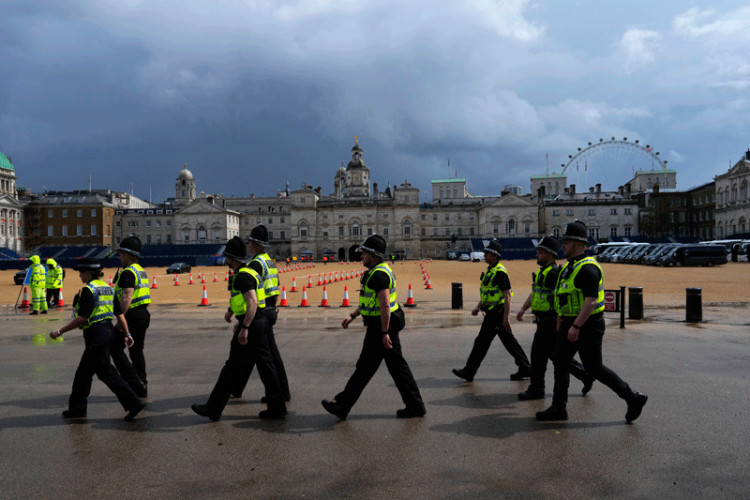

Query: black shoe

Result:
[396,406,426,418]
[518,388,545,401]
[259,408,287,419]
[191,403,221,421]
[321,399,348,420]
[41,310,48,314]
[62,409,86,418]
[452,368,473,382]
[536,406,568,421]
[230,393,242,399]
[29,310,39,315]
[261,395,291,403]
[625,392,648,423]
[582,376,595,396]
[124,402,145,421]
[133,383,148,399]
[510,369,531,381]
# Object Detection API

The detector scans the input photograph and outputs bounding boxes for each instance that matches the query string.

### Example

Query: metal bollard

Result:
[686,288,702,323]
[628,287,644,320]
[451,282,463,310]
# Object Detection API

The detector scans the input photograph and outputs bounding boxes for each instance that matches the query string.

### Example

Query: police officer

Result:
[230,225,291,401]
[452,239,531,382]
[112,236,150,397]
[49,258,144,421]
[192,236,286,420]
[45,258,64,307]
[516,236,593,400]
[322,234,426,420]
[29,255,48,315]
[537,221,648,422]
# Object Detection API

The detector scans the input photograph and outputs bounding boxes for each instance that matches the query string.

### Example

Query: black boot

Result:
[451,368,473,382]
[536,405,568,421]
[322,399,349,420]
[625,392,648,423]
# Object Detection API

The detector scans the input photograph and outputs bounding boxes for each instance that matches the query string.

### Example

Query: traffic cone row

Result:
[198,285,210,306]
[279,286,289,307]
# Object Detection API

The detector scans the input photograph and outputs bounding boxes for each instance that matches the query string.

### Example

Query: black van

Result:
[659,245,727,267]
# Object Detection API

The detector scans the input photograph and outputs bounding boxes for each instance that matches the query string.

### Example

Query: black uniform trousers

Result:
[462,307,530,377]
[206,314,284,416]
[528,313,590,392]
[46,288,61,306]
[125,306,150,386]
[68,321,143,413]
[230,306,291,400]
[334,309,424,413]
[551,314,634,408]
[110,325,146,394]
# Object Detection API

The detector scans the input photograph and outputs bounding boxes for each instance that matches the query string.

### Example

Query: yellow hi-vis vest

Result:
[359,262,399,316]
[253,253,280,298]
[31,263,46,289]
[554,256,605,317]
[46,261,63,289]
[115,263,151,309]
[531,264,557,313]
[75,279,115,329]
[229,267,266,317]
[480,262,510,311]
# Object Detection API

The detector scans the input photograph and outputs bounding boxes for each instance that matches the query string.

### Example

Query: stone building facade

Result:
[714,150,750,238]
[0,151,23,253]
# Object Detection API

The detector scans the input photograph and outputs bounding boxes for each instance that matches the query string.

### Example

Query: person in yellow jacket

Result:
[45,258,64,307]
[536,220,648,423]
[322,234,425,420]
[29,255,48,315]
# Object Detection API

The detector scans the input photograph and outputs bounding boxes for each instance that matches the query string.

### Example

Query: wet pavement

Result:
[1,262,749,499]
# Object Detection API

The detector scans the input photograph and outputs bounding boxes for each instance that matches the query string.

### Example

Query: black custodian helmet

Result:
[483,238,503,258]
[119,235,142,257]
[562,220,589,243]
[357,234,387,259]
[536,236,560,256]
[223,236,248,262]
[247,225,270,247]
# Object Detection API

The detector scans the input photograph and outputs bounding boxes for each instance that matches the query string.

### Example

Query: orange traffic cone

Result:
[213,273,218,283]
[174,274,180,286]
[279,286,289,307]
[334,272,339,282]
[224,272,229,281]
[151,276,158,289]
[298,286,310,307]
[198,285,210,306]
[340,286,351,307]
[308,275,313,288]
[189,274,194,285]
[57,289,65,307]
[317,274,322,286]
[404,284,416,307]
[319,286,330,307]
[201,273,206,284]
[424,276,433,290]
[20,287,30,308]
[290,277,298,292]
[108,275,114,286]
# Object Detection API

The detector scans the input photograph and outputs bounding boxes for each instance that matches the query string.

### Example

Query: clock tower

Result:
[344,137,370,199]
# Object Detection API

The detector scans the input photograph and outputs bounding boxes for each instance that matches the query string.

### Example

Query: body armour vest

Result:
[359,262,399,316]
[531,264,558,313]
[75,279,115,329]
[229,267,266,317]
[115,263,151,309]
[253,253,280,298]
[554,257,605,317]
[480,262,510,311]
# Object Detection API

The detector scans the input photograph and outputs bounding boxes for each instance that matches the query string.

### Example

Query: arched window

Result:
[731,184,737,203]
[198,226,207,242]
[741,181,748,201]
[740,218,746,233]
[351,221,360,237]
[718,190,724,206]
[299,221,308,238]
[402,219,411,236]
[506,218,516,234]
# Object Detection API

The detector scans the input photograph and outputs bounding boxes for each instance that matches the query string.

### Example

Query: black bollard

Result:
[628,287,644,320]
[451,282,463,310]
[686,288,702,323]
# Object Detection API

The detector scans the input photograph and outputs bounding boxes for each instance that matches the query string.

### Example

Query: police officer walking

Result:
[49,258,144,421]
[322,234,426,420]
[536,221,648,422]
[516,236,593,400]
[112,236,150,398]
[45,258,63,307]
[29,255,48,315]
[452,239,531,382]
[230,225,291,402]
[192,236,286,420]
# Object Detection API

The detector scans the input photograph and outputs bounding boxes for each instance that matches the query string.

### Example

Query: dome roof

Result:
[0,152,14,171]
[178,166,194,180]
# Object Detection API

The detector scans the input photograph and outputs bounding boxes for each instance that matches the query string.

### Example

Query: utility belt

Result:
[532,311,555,319]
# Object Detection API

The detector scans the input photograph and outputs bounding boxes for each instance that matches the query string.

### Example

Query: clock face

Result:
[352,172,361,184]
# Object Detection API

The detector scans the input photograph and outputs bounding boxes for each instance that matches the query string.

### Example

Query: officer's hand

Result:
[238,330,248,345]
[342,317,352,329]
[224,310,233,323]
[50,330,61,340]
[471,307,480,316]
[124,334,134,348]
[382,333,393,349]
[516,309,525,321]
[567,326,579,342]
[503,318,511,331]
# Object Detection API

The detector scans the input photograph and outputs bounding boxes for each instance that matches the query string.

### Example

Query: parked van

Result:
[659,245,727,267]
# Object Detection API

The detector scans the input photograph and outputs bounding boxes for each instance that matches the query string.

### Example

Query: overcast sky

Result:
[2,1,749,203]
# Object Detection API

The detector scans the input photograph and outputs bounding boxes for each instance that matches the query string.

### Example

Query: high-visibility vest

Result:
[74,279,115,329]
[554,257,605,317]
[479,262,510,311]
[229,267,266,317]
[253,253,280,298]
[115,263,151,309]
[46,261,63,289]
[359,262,399,316]
[531,264,558,313]
[31,263,46,288]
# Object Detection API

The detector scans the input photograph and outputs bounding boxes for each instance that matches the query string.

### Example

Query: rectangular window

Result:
[566,209,573,216]
[624,226,631,237]
[552,210,560,216]
[367,228,373,235]
[76,209,82,217]
[383,227,389,236]
[493,224,498,234]
[62,209,68,218]
[91,224,97,236]
[433,214,437,221]
[470,227,475,236]
[48,210,53,218]
[280,217,285,223]
[62,225,68,236]
[166,234,172,243]
[624,208,632,215]
[421,215,426,220]
[48,226,54,237]
[610,208,618,215]
[146,235,152,244]
[280,231,285,239]
[146,221,151,227]
[166,221,172,227]
[322,228,328,237]
[445,228,450,236]
[458,228,462,236]
[588,209,595,216]
[269,231,274,240]
[422,228,426,236]
[610,227,617,238]
[115,221,121,227]
[433,228,438,236]
[339,226,344,236]
[268,218,273,224]
[524,223,530,234]
[445,214,450,220]
[77,224,83,236]
[156,220,161,227]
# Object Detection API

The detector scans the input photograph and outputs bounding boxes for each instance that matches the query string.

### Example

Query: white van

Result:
[470,251,484,262]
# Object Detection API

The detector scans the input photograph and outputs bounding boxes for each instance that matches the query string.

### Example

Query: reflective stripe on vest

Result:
[554,257,605,316]
[31,264,46,288]
[253,253,280,298]
[75,279,115,329]
[229,267,266,317]
[115,263,151,308]
[46,263,63,288]
[531,264,557,313]
[479,262,509,310]
[358,262,399,316]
